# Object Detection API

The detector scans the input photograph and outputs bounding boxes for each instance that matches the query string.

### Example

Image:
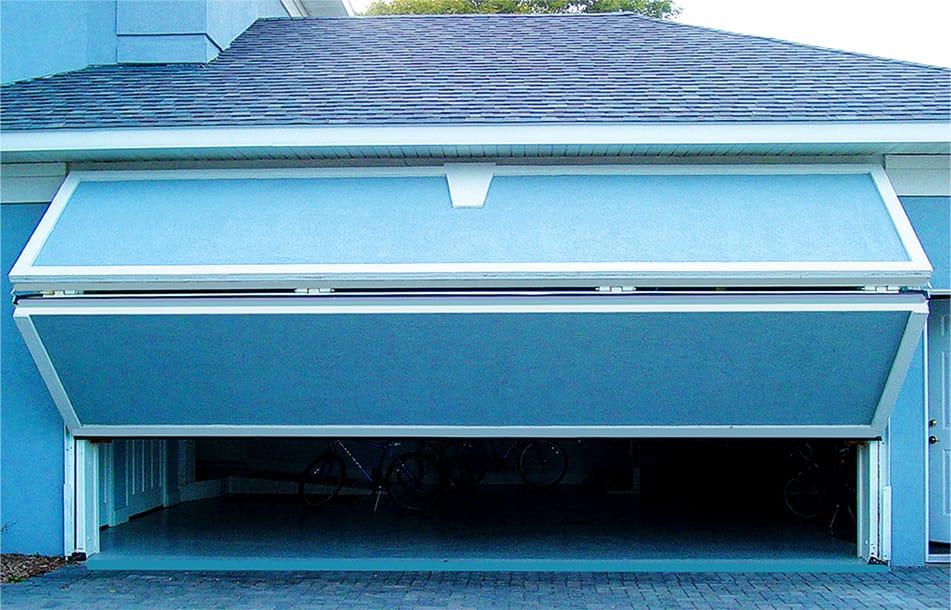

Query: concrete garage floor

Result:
[89,485,876,572]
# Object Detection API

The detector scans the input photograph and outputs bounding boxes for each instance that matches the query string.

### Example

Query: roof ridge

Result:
[248,13,950,69]
[256,12,655,20]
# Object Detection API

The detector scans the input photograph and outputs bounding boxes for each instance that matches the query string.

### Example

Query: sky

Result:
[347,0,951,67]
[674,0,950,67]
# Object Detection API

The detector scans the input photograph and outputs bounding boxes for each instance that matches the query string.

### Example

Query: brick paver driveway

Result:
[2,565,948,608]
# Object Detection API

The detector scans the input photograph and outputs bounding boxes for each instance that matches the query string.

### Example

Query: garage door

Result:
[10,165,931,438]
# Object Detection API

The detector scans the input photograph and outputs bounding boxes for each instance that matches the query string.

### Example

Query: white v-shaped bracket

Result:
[445,163,495,208]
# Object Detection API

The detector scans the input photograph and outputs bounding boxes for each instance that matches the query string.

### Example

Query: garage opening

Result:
[13,163,929,571]
[82,437,877,571]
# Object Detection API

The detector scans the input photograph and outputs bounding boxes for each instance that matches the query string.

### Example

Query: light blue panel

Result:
[84,0,119,66]
[115,0,287,62]
[32,308,907,429]
[0,205,64,555]
[0,0,115,84]
[33,174,911,268]
[206,0,288,51]
[889,343,926,566]
[117,35,219,64]
[901,197,950,291]
[116,0,207,34]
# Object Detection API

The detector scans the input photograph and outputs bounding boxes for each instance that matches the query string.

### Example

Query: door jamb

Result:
[65,436,100,558]
[925,296,951,563]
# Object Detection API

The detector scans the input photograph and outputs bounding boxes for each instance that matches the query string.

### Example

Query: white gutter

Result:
[1,121,948,156]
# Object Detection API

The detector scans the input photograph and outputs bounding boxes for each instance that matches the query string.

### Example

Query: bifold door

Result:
[9,164,932,441]
[15,293,926,438]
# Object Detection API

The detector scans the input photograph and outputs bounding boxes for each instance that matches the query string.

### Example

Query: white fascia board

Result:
[1,121,948,156]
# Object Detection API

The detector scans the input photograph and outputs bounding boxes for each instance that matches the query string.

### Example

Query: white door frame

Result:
[857,440,888,563]
[926,295,950,563]
[64,435,100,557]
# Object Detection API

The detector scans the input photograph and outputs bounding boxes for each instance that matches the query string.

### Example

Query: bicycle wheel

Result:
[783,471,823,520]
[440,440,489,490]
[517,440,567,487]
[385,451,442,511]
[299,452,345,507]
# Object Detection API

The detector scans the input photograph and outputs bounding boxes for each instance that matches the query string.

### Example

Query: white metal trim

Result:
[868,165,933,273]
[73,440,99,556]
[868,442,883,561]
[882,484,892,561]
[857,443,869,559]
[1,122,947,154]
[923,314,933,561]
[63,424,884,439]
[10,163,932,291]
[13,292,930,316]
[62,429,75,557]
[13,310,83,431]
[73,440,87,555]
[9,173,82,278]
[869,308,930,433]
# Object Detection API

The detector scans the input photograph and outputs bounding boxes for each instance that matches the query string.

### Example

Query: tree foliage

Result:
[363,0,680,18]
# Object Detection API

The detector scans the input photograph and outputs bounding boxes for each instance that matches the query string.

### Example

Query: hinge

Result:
[43,290,83,297]
[597,286,636,293]
[294,288,335,295]
[860,285,899,293]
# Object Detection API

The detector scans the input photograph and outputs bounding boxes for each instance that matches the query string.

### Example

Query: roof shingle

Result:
[2,14,948,130]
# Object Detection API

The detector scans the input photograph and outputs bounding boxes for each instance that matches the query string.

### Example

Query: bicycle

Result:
[439,439,568,489]
[782,442,856,539]
[298,439,442,511]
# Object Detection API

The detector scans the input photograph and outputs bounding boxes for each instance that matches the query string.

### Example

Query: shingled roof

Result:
[2,14,948,130]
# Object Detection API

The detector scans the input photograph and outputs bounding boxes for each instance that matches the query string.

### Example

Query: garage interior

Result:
[86,437,875,572]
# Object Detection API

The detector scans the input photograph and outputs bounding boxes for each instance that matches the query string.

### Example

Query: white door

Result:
[928,298,951,544]
[108,439,167,526]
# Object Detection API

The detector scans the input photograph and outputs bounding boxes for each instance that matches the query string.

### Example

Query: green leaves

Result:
[363,0,680,18]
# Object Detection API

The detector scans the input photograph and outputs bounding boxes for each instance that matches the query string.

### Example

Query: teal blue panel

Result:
[900,196,949,290]
[33,173,909,267]
[31,305,908,428]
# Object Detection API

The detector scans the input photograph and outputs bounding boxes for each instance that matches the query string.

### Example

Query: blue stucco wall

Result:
[1,204,65,555]
[889,196,950,565]
[205,0,288,52]
[901,196,950,291]
[1,0,287,83]
[0,0,116,84]
[116,0,286,63]
[889,344,926,566]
